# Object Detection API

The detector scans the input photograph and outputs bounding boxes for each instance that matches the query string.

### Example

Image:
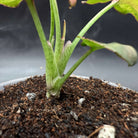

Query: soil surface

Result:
[0,75,138,138]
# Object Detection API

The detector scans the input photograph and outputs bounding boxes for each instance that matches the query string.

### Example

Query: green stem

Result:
[59,0,119,84]
[65,0,119,68]
[49,0,55,42]
[26,0,59,87]
[25,0,48,58]
[51,0,62,61]
[61,48,93,84]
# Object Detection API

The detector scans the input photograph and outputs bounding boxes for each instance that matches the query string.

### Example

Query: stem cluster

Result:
[25,0,119,98]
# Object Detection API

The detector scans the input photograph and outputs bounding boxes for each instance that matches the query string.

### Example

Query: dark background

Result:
[0,0,138,91]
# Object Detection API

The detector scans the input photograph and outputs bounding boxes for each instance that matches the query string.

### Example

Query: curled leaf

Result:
[80,37,138,66]
[0,0,23,8]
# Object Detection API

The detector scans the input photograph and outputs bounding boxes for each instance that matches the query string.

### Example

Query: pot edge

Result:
[0,74,130,91]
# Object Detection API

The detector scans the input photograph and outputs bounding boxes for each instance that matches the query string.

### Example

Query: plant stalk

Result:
[49,0,55,42]
[26,0,59,91]
[25,0,48,58]
[51,0,62,62]
[60,0,119,84]
[64,0,119,71]
[63,48,94,83]
[72,0,118,50]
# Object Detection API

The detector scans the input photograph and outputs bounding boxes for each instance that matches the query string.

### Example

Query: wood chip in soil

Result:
[0,74,138,138]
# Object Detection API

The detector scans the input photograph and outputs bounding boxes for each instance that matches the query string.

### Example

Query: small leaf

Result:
[80,37,138,66]
[0,0,23,8]
[83,0,138,21]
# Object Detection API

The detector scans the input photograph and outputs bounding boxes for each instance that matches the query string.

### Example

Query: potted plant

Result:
[0,0,138,137]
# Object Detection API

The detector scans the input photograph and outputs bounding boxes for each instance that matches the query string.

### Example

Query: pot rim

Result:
[0,74,129,91]
[0,76,31,90]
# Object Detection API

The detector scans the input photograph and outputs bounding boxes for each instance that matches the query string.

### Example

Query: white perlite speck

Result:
[84,90,90,93]
[98,125,115,138]
[16,107,21,114]
[134,131,138,137]
[130,117,138,121]
[26,93,36,101]
[75,135,87,138]
[78,98,85,106]
[70,111,78,121]
[0,130,2,135]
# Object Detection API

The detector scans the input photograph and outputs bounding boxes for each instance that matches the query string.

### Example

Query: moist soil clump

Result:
[0,75,137,138]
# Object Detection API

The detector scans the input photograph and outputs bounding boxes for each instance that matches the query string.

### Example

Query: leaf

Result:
[80,37,138,66]
[84,0,138,21]
[114,0,138,21]
[0,0,23,8]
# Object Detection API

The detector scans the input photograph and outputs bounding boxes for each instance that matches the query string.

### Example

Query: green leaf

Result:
[80,37,138,66]
[84,0,138,21]
[0,0,23,8]
[114,0,138,21]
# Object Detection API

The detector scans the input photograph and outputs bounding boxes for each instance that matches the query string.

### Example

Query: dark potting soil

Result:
[0,75,137,138]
